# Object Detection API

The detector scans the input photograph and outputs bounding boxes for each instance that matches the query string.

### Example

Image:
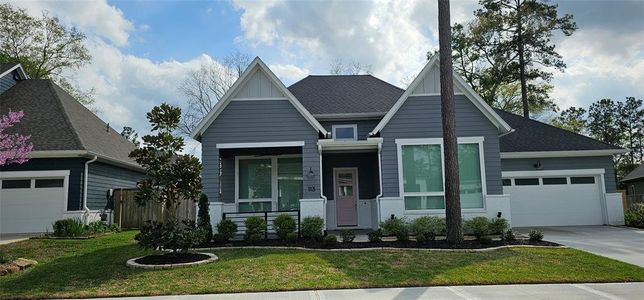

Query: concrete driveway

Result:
[0,233,35,245]
[517,226,644,267]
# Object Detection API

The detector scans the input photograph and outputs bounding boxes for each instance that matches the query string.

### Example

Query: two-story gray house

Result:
[191,56,626,230]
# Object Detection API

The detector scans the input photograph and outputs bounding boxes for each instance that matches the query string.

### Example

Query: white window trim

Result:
[332,124,358,141]
[235,154,303,211]
[395,136,487,213]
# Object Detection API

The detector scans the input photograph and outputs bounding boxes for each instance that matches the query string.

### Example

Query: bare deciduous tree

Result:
[329,58,372,75]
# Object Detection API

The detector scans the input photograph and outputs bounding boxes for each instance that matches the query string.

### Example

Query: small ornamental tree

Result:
[0,110,33,166]
[130,104,203,252]
[197,194,213,243]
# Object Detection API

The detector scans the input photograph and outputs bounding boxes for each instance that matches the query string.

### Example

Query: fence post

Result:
[264,211,269,239]
[297,210,301,238]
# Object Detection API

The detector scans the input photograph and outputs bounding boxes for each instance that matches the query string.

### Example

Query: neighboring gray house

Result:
[0,63,146,234]
[622,164,644,205]
[191,56,626,230]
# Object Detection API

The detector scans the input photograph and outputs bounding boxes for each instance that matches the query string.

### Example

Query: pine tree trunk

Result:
[438,0,463,245]
[517,1,530,118]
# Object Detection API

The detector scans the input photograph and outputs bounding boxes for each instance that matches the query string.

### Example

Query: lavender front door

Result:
[334,168,358,226]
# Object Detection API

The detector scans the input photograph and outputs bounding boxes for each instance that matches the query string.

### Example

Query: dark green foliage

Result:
[244,216,266,242]
[286,232,298,244]
[216,219,238,242]
[108,224,121,232]
[135,220,207,252]
[503,229,516,242]
[528,229,544,242]
[489,218,509,235]
[463,217,491,240]
[301,216,324,242]
[340,230,355,243]
[381,216,409,242]
[625,204,644,228]
[85,221,108,234]
[273,214,297,240]
[197,194,213,243]
[323,235,338,247]
[368,229,383,242]
[0,251,13,264]
[410,216,446,243]
[52,218,84,237]
[479,236,493,245]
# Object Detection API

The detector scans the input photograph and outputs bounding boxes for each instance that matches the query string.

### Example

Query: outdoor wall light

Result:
[533,160,543,169]
[306,167,315,179]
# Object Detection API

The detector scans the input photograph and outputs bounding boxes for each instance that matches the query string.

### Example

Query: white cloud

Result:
[269,64,309,84]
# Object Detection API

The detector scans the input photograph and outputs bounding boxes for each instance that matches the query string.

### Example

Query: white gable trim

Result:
[0,63,28,79]
[370,55,512,135]
[190,57,328,140]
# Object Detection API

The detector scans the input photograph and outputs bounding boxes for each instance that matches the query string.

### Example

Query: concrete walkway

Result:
[517,226,644,267]
[88,283,644,300]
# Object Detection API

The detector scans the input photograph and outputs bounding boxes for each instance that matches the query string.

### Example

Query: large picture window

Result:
[398,137,486,211]
[237,156,303,212]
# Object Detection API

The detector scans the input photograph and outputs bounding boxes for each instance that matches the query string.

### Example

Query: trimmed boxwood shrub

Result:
[528,229,544,242]
[368,229,383,242]
[625,203,644,228]
[489,218,509,235]
[503,229,516,241]
[410,216,445,243]
[301,216,324,242]
[341,229,355,243]
[135,219,207,252]
[286,232,298,243]
[244,216,266,242]
[381,216,409,241]
[463,216,491,240]
[216,219,237,242]
[273,214,297,240]
[323,235,338,247]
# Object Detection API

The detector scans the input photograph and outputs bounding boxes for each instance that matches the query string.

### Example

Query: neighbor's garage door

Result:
[503,172,605,227]
[0,174,67,234]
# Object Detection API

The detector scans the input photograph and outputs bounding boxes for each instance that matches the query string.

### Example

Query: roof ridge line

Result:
[46,80,86,151]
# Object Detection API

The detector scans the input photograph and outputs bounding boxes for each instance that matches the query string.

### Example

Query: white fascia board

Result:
[0,63,28,79]
[502,169,606,178]
[0,170,70,179]
[216,141,305,149]
[500,149,628,159]
[190,57,328,140]
[370,55,512,135]
[27,150,145,172]
[317,139,382,151]
[314,112,386,120]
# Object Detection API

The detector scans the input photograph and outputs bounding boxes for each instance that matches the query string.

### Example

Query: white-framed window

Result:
[235,155,303,212]
[396,137,487,212]
[332,124,358,140]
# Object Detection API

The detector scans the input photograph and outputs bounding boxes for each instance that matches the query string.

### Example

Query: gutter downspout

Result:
[83,155,98,225]
[318,144,327,226]
[375,141,383,228]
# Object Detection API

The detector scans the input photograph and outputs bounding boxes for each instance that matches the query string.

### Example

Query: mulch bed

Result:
[201,238,560,250]
[134,253,212,265]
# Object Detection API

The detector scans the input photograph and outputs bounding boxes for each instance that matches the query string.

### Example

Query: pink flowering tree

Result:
[0,111,33,166]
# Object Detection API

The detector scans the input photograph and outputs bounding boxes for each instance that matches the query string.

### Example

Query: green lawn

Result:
[1,231,643,299]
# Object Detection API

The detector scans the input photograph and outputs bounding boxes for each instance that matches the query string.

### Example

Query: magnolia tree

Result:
[0,110,33,166]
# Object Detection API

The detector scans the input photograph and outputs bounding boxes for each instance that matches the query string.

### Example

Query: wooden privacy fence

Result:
[113,188,196,229]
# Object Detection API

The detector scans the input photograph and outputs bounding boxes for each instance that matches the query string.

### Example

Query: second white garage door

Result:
[503,170,606,227]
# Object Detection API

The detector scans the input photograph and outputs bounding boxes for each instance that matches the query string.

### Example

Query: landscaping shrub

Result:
[85,221,108,234]
[368,229,383,242]
[216,219,238,242]
[108,224,121,232]
[410,216,445,243]
[197,194,213,243]
[528,229,544,242]
[489,218,509,235]
[52,218,85,237]
[463,216,491,240]
[0,251,13,264]
[244,216,266,242]
[286,232,298,244]
[381,216,409,241]
[340,229,355,243]
[273,214,297,240]
[135,219,206,252]
[625,203,644,228]
[301,216,324,242]
[503,229,516,242]
[479,236,493,245]
[323,235,338,247]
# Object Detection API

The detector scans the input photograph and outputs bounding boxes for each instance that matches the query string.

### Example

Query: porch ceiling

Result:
[318,138,382,151]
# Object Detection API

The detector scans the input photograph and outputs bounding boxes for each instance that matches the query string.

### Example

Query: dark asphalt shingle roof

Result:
[288,75,404,115]
[0,79,138,165]
[0,63,19,75]
[622,164,644,182]
[495,109,622,152]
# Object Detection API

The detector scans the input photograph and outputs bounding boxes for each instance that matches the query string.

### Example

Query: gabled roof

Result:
[190,57,328,140]
[0,63,28,79]
[496,109,626,157]
[370,55,513,135]
[0,79,141,170]
[288,75,404,116]
[622,164,644,182]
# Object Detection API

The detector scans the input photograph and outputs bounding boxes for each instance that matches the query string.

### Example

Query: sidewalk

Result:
[88,282,644,300]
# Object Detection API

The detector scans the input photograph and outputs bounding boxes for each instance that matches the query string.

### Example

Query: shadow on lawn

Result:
[0,243,150,297]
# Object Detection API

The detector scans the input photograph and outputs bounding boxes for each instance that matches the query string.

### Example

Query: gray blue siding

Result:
[201,100,322,203]
[501,156,617,193]
[322,152,380,200]
[86,162,145,209]
[379,95,503,197]
[320,119,380,140]
[0,71,18,94]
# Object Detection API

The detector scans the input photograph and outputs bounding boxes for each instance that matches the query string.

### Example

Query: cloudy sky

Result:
[8,0,644,152]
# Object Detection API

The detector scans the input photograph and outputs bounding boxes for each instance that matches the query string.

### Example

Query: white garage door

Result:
[0,171,68,234]
[503,171,606,227]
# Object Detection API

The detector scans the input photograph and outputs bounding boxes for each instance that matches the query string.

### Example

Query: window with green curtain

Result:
[402,144,444,209]
[458,143,483,209]
[278,157,303,210]
[238,159,272,199]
